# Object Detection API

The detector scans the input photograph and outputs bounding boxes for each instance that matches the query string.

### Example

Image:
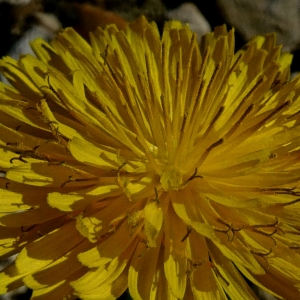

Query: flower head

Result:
[1,16,300,299]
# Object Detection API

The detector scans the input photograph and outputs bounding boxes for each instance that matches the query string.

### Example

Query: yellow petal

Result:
[48,183,121,212]
[30,280,73,299]
[0,206,63,227]
[0,56,42,99]
[68,136,120,169]
[201,149,271,177]
[0,189,32,213]
[190,262,227,300]
[170,189,218,241]
[207,240,258,299]
[73,240,135,297]
[235,262,281,299]
[5,162,56,187]
[6,161,97,187]
[76,270,128,300]
[38,98,84,141]
[15,221,83,275]
[0,225,21,257]
[236,261,300,299]
[144,199,164,247]
[164,206,187,299]
[128,237,162,300]
[75,195,131,242]
[23,240,90,290]
[18,55,50,90]
[78,219,141,268]
[0,263,24,294]
[211,235,264,275]
[185,232,226,300]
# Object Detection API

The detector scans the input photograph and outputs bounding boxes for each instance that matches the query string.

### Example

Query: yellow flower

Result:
[1,16,300,299]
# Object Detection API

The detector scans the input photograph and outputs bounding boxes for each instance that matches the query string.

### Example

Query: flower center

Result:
[160,168,183,191]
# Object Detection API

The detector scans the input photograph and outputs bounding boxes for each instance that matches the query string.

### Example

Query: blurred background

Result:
[2,0,300,73]
[0,0,298,299]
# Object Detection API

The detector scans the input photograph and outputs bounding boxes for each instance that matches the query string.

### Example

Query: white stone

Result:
[217,0,300,51]
[166,2,211,41]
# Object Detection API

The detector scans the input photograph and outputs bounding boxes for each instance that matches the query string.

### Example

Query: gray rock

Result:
[217,0,300,51]
[166,2,211,41]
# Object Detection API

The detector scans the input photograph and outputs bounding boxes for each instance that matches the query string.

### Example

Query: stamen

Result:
[251,248,273,257]
[184,168,203,185]
[210,106,225,128]
[152,187,159,204]
[270,79,282,90]
[280,198,300,206]
[234,77,265,115]
[181,226,192,242]
[261,188,300,206]
[21,225,36,232]
[180,112,188,133]
[245,218,283,244]
[186,258,205,277]
[100,48,119,85]
[227,53,243,76]
[34,145,41,153]
[196,138,224,167]
[257,100,291,128]
[47,121,59,127]
[252,228,277,245]
[60,176,74,187]
[61,175,98,187]
[225,104,254,138]
[160,94,166,117]
[45,74,61,100]
[250,218,278,229]
[100,44,109,65]
[200,48,210,75]
[183,105,224,161]
[203,62,222,105]
[117,161,126,176]
[46,121,64,145]
[214,218,243,242]
[250,248,273,268]
[261,187,298,195]
[10,156,28,164]
[207,138,224,153]
[289,244,300,249]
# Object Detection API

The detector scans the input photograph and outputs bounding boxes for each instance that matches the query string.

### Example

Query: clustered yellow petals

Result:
[1,16,300,299]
